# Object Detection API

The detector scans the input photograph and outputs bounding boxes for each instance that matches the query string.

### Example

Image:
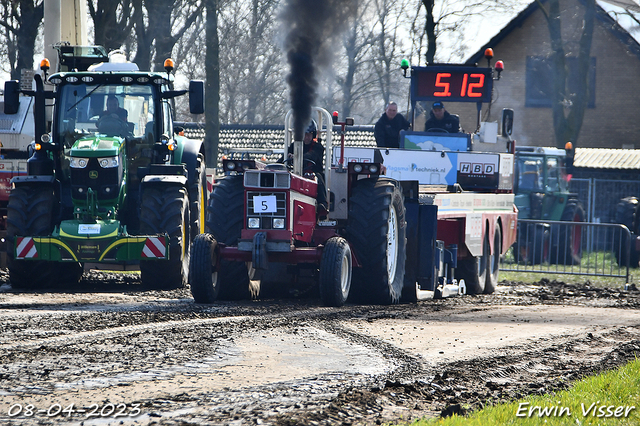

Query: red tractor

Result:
[190,107,407,306]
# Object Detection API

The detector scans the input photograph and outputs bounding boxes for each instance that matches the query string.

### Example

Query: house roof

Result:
[466,0,640,64]
[574,147,640,169]
[176,122,377,164]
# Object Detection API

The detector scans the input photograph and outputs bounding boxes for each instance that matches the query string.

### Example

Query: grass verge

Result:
[412,358,640,425]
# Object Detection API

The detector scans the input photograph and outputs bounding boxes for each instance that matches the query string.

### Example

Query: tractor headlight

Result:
[98,156,119,168]
[273,218,285,229]
[353,164,363,173]
[369,164,378,173]
[70,157,89,168]
[248,218,260,229]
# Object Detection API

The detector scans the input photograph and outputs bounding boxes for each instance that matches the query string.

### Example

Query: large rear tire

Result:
[139,185,190,289]
[319,237,352,307]
[190,233,219,303]
[346,178,406,305]
[7,186,82,288]
[551,200,585,265]
[206,176,259,300]
[614,197,639,267]
[189,153,207,240]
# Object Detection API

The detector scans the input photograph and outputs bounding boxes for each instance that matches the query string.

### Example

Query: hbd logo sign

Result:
[460,162,495,175]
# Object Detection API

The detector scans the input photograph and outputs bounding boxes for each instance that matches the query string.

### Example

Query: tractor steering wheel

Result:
[97,114,129,137]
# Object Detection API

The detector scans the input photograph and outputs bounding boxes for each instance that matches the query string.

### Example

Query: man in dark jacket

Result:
[424,101,460,133]
[374,101,411,148]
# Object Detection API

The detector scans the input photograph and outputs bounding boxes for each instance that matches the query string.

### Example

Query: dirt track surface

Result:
[1,272,640,425]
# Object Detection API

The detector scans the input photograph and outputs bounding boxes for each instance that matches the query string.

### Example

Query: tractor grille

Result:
[246,191,286,229]
[245,170,290,188]
[70,158,121,200]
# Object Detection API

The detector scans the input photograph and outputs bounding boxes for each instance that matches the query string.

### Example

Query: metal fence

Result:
[570,178,640,224]
[502,219,632,283]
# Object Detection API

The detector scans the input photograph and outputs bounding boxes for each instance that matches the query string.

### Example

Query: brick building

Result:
[456,0,640,149]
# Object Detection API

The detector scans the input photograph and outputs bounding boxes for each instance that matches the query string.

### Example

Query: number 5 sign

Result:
[253,195,277,213]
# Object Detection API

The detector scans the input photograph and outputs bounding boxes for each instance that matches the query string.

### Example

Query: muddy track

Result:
[1,272,640,425]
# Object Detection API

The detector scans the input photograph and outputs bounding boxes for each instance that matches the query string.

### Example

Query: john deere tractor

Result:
[513,146,585,265]
[3,47,205,289]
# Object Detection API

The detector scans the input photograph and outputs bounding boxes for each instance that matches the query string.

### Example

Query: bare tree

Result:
[205,0,220,168]
[369,0,412,112]
[217,0,287,124]
[88,0,137,52]
[0,0,44,79]
[535,0,595,148]
[127,0,204,71]
[333,0,379,119]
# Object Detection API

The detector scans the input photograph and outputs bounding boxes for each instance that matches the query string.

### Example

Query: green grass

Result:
[411,358,640,425]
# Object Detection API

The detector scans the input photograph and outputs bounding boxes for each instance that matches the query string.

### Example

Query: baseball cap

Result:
[432,101,444,109]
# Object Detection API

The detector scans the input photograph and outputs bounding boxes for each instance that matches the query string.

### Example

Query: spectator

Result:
[424,101,460,133]
[374,101,411,148]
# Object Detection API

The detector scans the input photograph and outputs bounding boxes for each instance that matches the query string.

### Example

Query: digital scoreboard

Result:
[412,66,493,103]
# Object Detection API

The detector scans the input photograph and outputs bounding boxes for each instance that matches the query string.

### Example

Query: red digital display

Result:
[413,67,493,103]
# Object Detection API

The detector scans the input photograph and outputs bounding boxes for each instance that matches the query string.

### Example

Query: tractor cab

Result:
[514,146,571,220]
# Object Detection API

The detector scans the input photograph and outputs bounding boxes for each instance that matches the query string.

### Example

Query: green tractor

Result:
[3,48,206,289]
[513,146,585,265]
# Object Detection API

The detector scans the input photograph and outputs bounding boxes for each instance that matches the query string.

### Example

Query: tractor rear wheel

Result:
[189,153,207,240]
[206,175,259,300]
[614,197,640,267]
[190,233,219,303]
[319,237,352,307]
[551,200,585,265]
[7,186,82,288]
[346,178,406,305]
[140,185,190,289]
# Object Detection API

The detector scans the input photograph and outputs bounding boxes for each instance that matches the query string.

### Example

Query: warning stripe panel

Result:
[16,237,38,259]
[141,237,166,259]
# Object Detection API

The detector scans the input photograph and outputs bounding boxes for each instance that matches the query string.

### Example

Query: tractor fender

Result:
[174,135,204,187]
[11,175,56,187]
[141,175,188,187]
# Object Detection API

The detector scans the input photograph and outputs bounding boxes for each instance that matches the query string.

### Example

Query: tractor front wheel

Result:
[189,233,219,303]
[319,237,352,307]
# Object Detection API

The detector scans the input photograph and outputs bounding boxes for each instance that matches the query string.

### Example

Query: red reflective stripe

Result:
[16,237,37,259]
[142,237,166,258]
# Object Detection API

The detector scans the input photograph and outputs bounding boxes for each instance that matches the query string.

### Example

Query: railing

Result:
[502,219,631,283]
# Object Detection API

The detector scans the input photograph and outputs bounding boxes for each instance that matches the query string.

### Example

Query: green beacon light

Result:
[400,59,410,77]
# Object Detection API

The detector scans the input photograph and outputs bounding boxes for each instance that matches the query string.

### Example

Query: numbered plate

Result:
[253,195,277,213]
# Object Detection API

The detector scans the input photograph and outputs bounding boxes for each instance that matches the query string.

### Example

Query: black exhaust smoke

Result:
[281,0,356,140]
